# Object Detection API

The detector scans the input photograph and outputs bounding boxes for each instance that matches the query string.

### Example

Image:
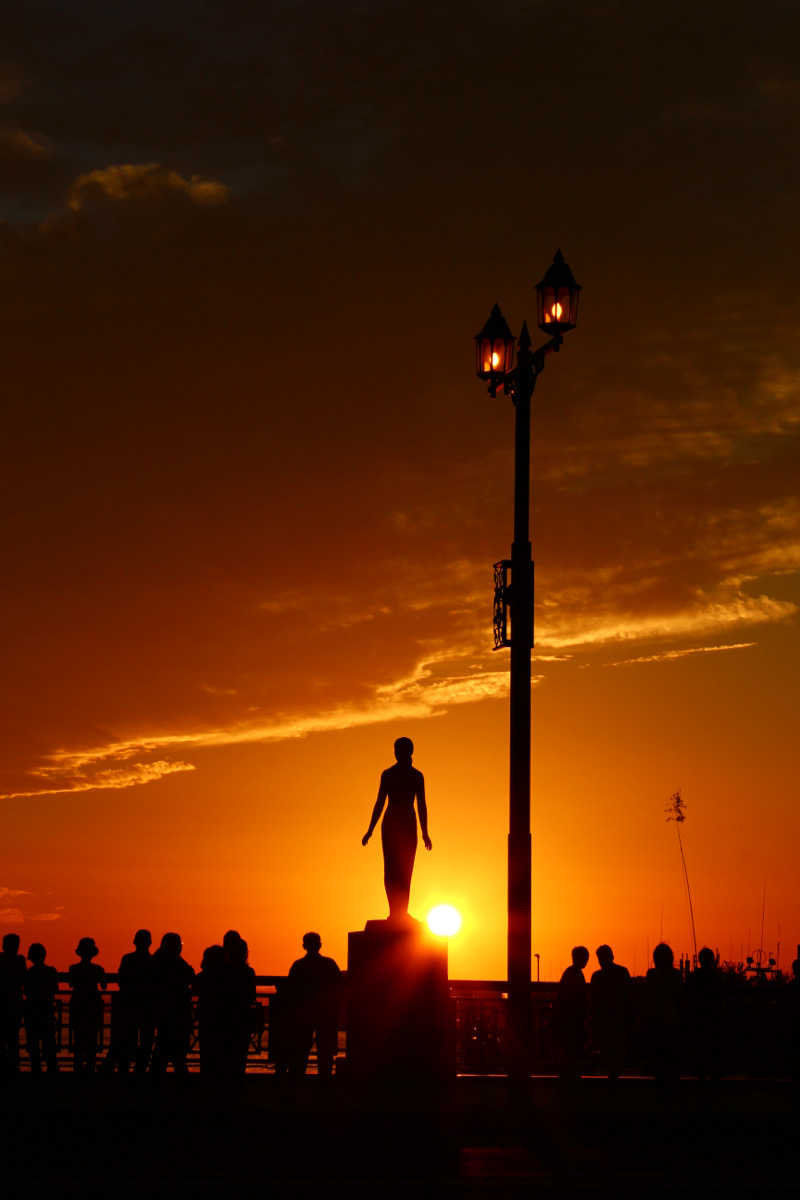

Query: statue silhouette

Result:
[362,737,432,919]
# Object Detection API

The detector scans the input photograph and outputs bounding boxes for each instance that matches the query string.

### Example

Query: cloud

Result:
[538,591,796,650]
[66,163,230,212]
[29,911,63,922]
[3,759,196,800]
[0,650,509,800]
[0,908,24,923]
[0,887,30,899]
[0,125,49,161]
[607,642,757,667]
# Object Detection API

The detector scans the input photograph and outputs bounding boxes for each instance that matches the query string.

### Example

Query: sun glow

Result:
[427,904,462,937]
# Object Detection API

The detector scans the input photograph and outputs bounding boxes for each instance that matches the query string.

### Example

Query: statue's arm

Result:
[417,773,432,850]
[362,776,387,845]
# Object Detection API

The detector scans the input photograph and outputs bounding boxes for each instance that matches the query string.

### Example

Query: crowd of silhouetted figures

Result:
[0,929,341,1081]
[554,942,800,1081]
[2,930,800,1081]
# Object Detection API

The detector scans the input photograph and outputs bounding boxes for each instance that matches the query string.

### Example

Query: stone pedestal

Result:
[346,918,451,1083]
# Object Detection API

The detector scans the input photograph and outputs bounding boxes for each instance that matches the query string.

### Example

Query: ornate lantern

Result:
[536,250,581,335]
[475,304,515,383]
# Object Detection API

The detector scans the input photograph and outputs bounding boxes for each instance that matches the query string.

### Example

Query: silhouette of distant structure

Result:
[24,943,58,1074]
[590,944,631,1080]
[0,933,27,1076]
[362,737,432,920]
[287,932,341,1079]
[68,938,106,1075]
[555,946,589,1080]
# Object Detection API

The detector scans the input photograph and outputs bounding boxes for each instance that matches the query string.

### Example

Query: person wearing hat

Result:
[68,937,106,1075]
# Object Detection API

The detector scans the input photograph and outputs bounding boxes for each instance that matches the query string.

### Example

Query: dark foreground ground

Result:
[1,1075,796,1195]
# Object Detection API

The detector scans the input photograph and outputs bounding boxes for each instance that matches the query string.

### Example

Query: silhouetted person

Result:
[24,943,59,1075]
[222,931,256,1077]
[644,942,683,1084]
[116,929,155,1073]
[68,938,106,1075]
[788,956,800,1081]
[268,978,293,1078]
[0,932,27,1076]
[555,946,590,1081]
[590,944,631,1080]
[687,947,726,1080]
[195,944,226,1077]
[288,932,341,1079]
[150,933,194,1076]
[362,737,432,920]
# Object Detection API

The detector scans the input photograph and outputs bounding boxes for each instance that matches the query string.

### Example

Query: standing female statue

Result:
[362,737,432,919]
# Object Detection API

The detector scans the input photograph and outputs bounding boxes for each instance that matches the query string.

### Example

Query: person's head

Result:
[76,937,99,961]
[159,932,182,957]
[133,929,152,951]
[394,736,414,764]
[27,943,46,965]
[223,929,242,952]
[303,932,322,954]
[571,945,590,969]
[792,958,800,982]
[653,942,674,970]
[2,932,20,955]
[596,944,614,968]
[201,945,224,973]
[698,947,716,970]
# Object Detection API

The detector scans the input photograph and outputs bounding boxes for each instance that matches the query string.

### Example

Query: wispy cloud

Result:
[0,908,24,923]
[0,652,508,800]
[4,759,196,800]
[0,887,30,899]
[538,592,796,650]
[607,642,757,667]
[67,163,230,211]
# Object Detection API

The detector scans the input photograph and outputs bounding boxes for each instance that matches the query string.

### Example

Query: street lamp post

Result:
[474,250,581,1075]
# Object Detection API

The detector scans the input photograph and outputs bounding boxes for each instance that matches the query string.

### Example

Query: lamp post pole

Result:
[475,251,581,1078]
[507,328,534,1075]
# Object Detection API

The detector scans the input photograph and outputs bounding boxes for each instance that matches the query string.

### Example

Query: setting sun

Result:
[427,904,462,937]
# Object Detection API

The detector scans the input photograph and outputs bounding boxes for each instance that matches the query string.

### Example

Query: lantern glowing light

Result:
[475,304,515,382]
[536,250,581,335]
[427,904,462,937]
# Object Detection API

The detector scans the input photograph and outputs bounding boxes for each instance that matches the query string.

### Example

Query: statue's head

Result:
[394,736,414,763]
[303,931,322,953]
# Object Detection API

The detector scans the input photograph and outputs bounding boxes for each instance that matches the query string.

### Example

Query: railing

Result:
[15,974,796,1076]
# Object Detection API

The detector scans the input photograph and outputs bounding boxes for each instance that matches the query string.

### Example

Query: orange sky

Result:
[1,0,799,980]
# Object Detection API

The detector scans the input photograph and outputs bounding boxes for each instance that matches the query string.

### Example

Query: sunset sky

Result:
[2,0,798,981]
